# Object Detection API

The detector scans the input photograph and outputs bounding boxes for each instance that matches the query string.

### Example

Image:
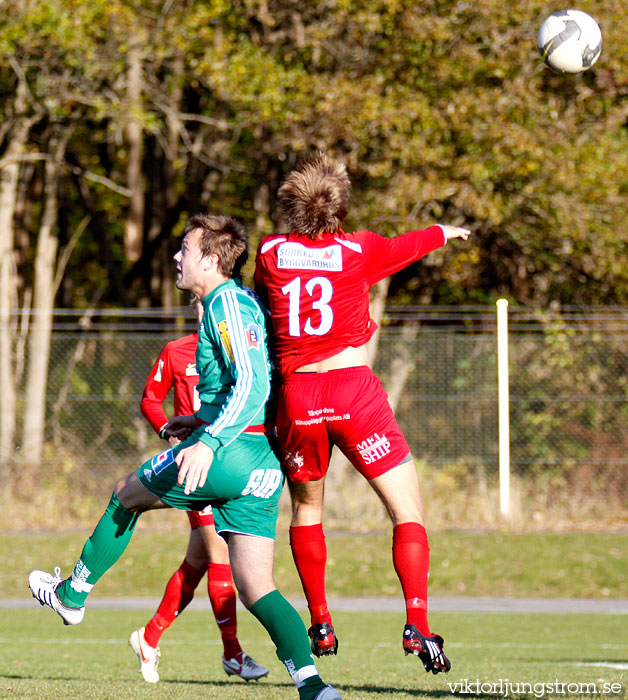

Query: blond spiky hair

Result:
[278,152,351,238]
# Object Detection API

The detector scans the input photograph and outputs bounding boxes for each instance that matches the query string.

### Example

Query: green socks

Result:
[249,590,327,700]
[57,492,139,608]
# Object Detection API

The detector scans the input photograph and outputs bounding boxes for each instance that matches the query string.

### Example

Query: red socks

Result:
[289,524,331,626]
[144,559,205,648]
[392,522,431,636]
[144,560,241,659]
[208,562,242,660]
[290,522,431,635]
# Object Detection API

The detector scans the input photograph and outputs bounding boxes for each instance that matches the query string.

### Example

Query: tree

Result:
[0,73,42,464]
[22,125,73,468]
[1,0,627,477]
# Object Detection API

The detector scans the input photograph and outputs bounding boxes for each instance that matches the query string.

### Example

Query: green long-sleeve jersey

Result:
[195,279,275,452]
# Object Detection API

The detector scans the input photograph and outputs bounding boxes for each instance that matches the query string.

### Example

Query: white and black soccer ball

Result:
[537,9,602,74]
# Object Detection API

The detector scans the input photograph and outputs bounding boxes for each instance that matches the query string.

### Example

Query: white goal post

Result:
[496,299,510,517]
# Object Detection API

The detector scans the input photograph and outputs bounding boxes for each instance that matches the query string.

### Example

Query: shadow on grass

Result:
[0,674,499,698]
[165,680,488,697]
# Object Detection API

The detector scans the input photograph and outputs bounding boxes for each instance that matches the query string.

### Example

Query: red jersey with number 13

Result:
[254,226,446,378]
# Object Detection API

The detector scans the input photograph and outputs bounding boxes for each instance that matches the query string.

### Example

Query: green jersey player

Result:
[29,214,342,700]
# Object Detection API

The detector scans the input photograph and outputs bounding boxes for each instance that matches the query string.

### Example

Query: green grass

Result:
[0,609,626,699]
[3,525,627,599]
[3,528,627,698]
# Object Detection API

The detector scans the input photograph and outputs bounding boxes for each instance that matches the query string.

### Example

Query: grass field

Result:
[0,608,626,700]
[2,529,627,698]
[2,526,627,599]
[0,528,628,598]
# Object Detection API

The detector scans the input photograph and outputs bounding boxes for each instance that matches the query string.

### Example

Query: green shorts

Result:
[137,431,284,540]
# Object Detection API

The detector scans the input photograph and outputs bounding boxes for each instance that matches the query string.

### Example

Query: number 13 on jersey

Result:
[281,276,334,337]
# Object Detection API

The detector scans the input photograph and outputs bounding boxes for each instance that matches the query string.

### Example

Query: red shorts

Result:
[186,504,214,529]
[277,366,411,483]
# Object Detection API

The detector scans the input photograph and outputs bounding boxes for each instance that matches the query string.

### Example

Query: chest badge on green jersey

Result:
[217,320,234,362]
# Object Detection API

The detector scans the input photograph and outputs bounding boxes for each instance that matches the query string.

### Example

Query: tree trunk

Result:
[385,321,420,412]
[22,127,71,469]
[124,44,145,264]
[0,84,37,464]
[160,53,184,308]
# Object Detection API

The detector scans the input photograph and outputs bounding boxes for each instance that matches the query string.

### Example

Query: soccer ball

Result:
[537,9,602,74]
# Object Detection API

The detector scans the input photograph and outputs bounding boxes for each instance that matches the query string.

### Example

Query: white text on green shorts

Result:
[241,469,282,498]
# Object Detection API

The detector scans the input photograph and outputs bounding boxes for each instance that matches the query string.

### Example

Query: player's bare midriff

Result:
[294,343,369,373]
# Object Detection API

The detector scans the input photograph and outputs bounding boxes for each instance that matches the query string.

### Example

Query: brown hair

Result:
[278,152,351,239]
[184,214,248,278]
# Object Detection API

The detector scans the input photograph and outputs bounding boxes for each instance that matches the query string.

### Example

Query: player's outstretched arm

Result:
[442,225,471,241]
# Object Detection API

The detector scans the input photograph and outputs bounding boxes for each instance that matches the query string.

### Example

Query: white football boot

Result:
[128,627,161,683]
[222,652,269,681]
[28,567,85,625]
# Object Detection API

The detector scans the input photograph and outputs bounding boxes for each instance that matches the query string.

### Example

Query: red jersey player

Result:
[255,153,471,675]
[128,298,268,683]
